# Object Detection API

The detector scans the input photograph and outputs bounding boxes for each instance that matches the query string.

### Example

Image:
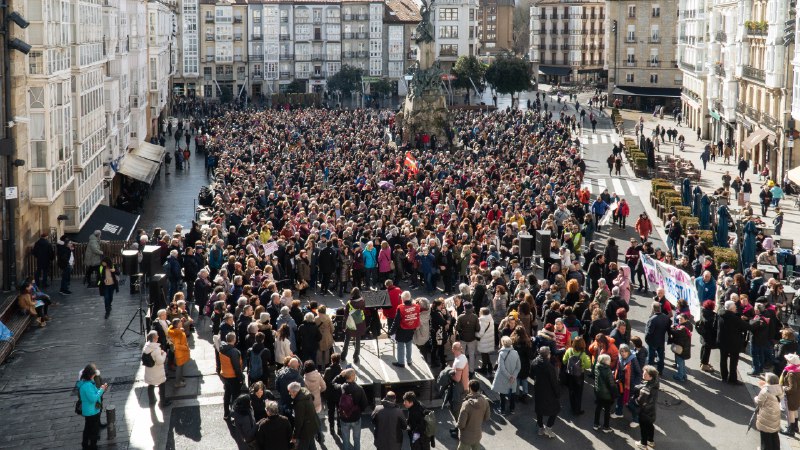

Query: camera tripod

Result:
[120,273,151,341]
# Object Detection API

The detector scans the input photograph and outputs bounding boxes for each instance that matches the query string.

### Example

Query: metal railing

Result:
[251,34,263,41]
[279,53,293,60]
[713,64,726,76]
[715,31,727,42]
[742,65,765,82]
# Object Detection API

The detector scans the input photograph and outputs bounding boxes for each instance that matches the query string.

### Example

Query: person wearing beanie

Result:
[455,301,480,378]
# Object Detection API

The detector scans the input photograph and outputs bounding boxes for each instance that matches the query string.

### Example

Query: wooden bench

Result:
[0,294,32,364]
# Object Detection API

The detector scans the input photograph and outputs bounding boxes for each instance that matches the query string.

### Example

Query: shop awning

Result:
[612,86,681,98]
[538,66,572,76]
[117,154,160,185]
[71,204,140,242]
[788,166,800,186]
[131,141,166,163]
[741,128,771,152]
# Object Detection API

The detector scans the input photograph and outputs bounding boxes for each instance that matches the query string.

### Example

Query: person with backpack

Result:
[531,346,561,438]
[390,291,421,368]
[247,332,273,386]
[403,391,432,450]
[563,336,591,414]
[341,288,366,365]
[333,368,368,450]
[142,330,171,408]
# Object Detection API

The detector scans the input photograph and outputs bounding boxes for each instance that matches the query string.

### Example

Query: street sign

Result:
[4,187,17,199]
[440,74,456,81]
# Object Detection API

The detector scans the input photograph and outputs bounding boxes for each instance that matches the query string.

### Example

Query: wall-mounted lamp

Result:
[57,214,69,222]
[12,159,25,167]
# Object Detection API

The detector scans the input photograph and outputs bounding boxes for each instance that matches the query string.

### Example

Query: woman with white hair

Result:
[593,353,616,432]
[491,336,521,415]
[756,372,784,450]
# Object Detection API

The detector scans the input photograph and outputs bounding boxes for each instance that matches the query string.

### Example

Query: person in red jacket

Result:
[617,199,631,230]
[634,213,652,242]
[390,292,420,368]
[385,279,403,330]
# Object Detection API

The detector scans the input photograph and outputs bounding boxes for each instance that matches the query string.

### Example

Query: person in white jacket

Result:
[476,307,496,375]
[143,330,171,408]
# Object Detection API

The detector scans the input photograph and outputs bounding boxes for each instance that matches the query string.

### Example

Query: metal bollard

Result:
[106,405,116,441]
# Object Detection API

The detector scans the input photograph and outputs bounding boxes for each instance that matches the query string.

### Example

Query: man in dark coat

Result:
[605,289,629,322]
[288,383,319,449]
[644,302,671,375]
[318,241,337,296]
[403,391,430,450]
[323,353,344,434]
[530,347,561,438]
[256,401,292,450]
[717,300,750,384]
[371,391,406,450]
[56,236,75,294]
[587,255,606,293]
[182,246,202,304]
[32,232,54,288]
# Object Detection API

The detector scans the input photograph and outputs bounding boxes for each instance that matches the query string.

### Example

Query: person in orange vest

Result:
[219,332,244,421]
[390,292,420,368]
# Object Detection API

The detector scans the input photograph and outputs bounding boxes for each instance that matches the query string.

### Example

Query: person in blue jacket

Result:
[591,197,610,231]
[77,364,107,450]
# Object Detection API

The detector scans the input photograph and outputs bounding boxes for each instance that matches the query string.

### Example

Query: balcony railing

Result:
[715,31,727,42]
[250,55,264,61]
[763,114,779,130]
[204,16,214,23]
[746,106,762,121]
[217,73,234,81]
[343,32,354,39]
[356,32,367,39]
[713,64,726,77]
[343,14,353,20]
[280,17,288,23]
[736,102,746,114]
[626,36,636,43]
[649,60,660,67]
[234,16,242,23]
[205,35,215,41]
[742,65,765,82]
[279,71,292,79]
[234,34,242,41]
[234,55,243,62]
[745,28,767,37]
[252,73,263,80]
[251,34,263,41]
[279,53,293,60]
[440,49,458,57]
[649,36,661,43]
[296,53,311,61]
[626,60,636,67]
[279,34,290,40]
[312,53,325,61]
[356,14,368,20]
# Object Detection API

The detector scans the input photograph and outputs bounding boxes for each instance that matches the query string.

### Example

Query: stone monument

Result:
[397,0,449,145]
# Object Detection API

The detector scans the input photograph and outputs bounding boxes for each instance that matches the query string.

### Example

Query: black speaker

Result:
[519,234,534,258]
[535,230,551,256]
[121,250,139,275]
[149,274,168,310]
[141,245,162,276]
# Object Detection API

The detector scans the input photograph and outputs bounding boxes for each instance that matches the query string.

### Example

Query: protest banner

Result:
[639,252,700,318]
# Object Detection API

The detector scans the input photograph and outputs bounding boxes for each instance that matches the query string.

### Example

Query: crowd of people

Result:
[65,100,800,450]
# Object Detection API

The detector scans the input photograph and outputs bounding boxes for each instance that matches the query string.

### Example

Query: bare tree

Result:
[511,6,531,57]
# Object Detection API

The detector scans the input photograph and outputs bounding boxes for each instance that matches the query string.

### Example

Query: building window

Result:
[28,51,43,75]
[439,25,458,38]
[439,8,458,21]
[469,8,474,21]
[440,44,458,56]
[628,5,636,17]
[650,74,658,83]
[626,73,634,82]
[652,5,660,17]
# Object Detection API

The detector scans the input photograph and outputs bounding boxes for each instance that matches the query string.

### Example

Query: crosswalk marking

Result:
[611,178,625,195]
[626,180,638,196]
[582,177,641,198]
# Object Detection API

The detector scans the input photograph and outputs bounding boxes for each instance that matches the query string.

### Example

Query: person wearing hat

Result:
[781,353,800,436]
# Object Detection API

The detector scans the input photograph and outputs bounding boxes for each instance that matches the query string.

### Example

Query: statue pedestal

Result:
[398,92,448,145]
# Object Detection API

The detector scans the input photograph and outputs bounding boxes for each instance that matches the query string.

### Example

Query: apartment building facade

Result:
[476,0,514,56]
[605,0,681,111]
[734,0,793,178]
[432,0,479,71]
[6,0,176,278]
[529,0,607,85]
[676,0,708,139]
[174,0,419,98]
[706,0,739,146]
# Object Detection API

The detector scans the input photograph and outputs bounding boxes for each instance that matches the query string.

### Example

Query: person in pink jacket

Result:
[378,241,393,284]
[614,265,632,303]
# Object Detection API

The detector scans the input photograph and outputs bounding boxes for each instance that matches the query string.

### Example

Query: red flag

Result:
[404,152,418,174]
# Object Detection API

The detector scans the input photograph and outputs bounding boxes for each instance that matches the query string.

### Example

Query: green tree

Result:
[286,79,306,94]
[451,55,487,91]
[511,6,531,56]
[371,78,393,97]
[485,56,532,105]
[326,64,363,97]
